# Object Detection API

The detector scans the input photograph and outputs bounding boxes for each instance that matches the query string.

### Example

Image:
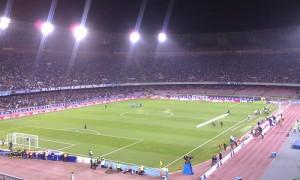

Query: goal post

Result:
[7,132,39,150]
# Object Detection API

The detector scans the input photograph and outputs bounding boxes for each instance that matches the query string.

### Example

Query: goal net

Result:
[7,132,39,150]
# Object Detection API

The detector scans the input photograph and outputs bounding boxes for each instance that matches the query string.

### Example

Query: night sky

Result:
[1,0,300,34]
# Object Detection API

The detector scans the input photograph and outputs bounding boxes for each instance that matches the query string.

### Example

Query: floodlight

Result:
[129,31,140,43]
[158,32,167,43]
[41,22,54,36]
[0,16,11,30]
[73,25,88,41]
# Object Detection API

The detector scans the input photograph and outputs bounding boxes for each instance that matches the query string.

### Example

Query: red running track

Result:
[209,104,300,180]
[0,155,159,180]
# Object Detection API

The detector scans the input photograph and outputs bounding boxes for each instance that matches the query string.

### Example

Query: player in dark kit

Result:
[212,122,216,127]
[84,124,87,129]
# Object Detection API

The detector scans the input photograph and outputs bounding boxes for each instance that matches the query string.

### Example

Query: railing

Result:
[0,172,25,180]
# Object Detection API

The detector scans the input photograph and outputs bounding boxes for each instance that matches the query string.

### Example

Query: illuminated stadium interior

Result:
[1,1,300,180]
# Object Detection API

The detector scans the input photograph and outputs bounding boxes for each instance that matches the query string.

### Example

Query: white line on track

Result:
[164,117,247,168]
[196,113,229,128]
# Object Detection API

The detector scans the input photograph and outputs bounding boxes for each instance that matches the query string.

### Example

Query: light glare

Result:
[41,22,54,36]
[130,32,140,43]
[0,17,11,30]
[158,32,167,42]
[73,25,88,41]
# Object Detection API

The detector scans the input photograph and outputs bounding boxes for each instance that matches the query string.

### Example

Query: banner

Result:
[0,91,11,97]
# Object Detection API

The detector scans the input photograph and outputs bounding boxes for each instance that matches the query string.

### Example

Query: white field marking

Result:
[120,109,174,119]
[39,138,74,146]
[57,144,75,151]
[230,114,257,131]
[196,113,229,128]
[28,126,143,157]
[163,109,174,117]
[120,112,129,118]
[26,125,142,141]
[164,117,247,168]
[65,128,101,135]
[102,139,143,157]
[39,138,76,151]
[37,145,75,152]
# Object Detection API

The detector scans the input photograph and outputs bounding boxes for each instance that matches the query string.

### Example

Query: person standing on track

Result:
[70,172,75,180]
[223,143,227,151]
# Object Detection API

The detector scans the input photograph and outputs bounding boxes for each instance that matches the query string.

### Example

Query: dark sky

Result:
[1,0,300,34]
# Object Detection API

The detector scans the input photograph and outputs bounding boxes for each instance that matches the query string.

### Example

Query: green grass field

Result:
[0,99,276,171]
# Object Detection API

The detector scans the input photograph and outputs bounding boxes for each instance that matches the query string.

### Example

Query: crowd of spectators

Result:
[1,52,300,91]
[0,86,150,110]
[0,84,299,111]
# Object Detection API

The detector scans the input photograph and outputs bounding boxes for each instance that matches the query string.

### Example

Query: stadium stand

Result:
[1,52,300,91]
[1,24,300,92]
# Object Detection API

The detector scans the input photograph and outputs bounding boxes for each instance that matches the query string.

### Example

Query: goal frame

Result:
[6,132,39,150]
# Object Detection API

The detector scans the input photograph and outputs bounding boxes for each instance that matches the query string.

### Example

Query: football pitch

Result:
[0,99,275,171]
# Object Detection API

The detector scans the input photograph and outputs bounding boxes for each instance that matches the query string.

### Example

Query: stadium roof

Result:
[2,0,300,34]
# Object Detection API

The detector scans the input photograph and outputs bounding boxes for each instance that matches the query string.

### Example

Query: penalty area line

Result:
[39,138,76,151]
[27,125,141,141]
[56,144,75,151]
[196,113,229,128]
[102,139,143,157]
